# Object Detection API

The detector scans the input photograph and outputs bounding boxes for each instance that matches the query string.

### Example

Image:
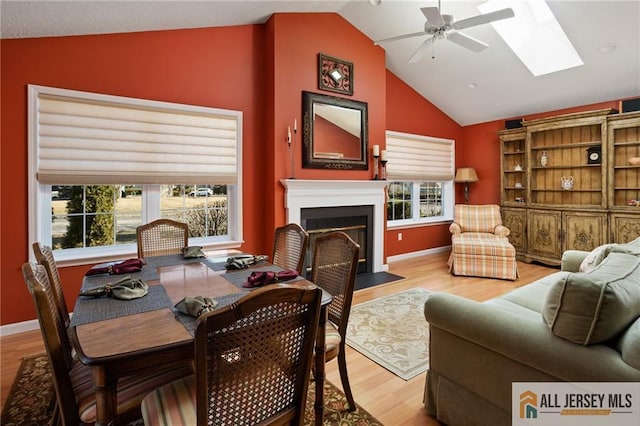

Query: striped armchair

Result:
[448,204,518,280]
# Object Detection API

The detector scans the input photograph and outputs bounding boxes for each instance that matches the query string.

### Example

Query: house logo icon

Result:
[520,390,538,419]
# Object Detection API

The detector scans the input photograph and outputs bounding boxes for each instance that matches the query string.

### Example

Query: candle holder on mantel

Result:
[372,154,380,180]
[381,159,388,180]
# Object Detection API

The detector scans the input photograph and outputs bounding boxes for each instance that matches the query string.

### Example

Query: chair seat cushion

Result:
[72,359,193,423]
[324,321,342,361]
[451,234,515,257]
[141,375,196,426]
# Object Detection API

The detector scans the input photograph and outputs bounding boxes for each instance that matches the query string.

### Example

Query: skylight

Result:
[478,0,583,76]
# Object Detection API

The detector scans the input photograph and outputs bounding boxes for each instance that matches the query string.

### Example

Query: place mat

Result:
[70,285,173,327]
[172,291,249,336]
[221,265,304,289]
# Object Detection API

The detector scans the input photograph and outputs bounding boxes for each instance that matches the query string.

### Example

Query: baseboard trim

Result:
[387,245,450,263]
[1,319,40,337]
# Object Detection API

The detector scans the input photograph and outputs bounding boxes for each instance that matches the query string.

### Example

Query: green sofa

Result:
[423,239,640,426]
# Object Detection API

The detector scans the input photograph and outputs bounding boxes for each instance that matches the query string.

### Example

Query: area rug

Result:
[1,353,383,426]
[346,287,432,380]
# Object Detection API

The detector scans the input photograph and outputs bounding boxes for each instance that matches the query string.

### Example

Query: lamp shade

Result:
[454,167,479,183]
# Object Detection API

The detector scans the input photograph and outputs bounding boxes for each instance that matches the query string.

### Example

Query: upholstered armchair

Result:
[449,204,510,238]
[448,204,518,280]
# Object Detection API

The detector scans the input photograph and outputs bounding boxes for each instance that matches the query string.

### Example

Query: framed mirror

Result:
[302,91,368,170]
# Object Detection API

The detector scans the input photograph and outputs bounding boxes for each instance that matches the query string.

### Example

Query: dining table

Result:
[70,250,332,426]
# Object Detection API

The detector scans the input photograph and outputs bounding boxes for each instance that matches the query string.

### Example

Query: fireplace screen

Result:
[301,205,373,275]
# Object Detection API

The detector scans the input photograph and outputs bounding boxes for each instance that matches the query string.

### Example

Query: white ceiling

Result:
[2,0,639,126]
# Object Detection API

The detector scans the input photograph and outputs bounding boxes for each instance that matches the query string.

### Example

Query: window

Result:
[30,85,242,263]
[385,131,454,226]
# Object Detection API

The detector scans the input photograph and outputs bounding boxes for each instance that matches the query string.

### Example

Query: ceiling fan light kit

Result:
[374,1,514,62]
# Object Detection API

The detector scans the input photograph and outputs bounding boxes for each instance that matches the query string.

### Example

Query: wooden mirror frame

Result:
[302,91,368,170]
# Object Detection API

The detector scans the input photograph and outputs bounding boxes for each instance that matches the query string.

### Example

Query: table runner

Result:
[70,285,173,327]
[172,291,250,336]
[142,254,227,281]
[82,255,228,286]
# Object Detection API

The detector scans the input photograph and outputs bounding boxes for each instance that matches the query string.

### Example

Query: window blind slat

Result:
[386,132,454,181]
[33,87,241,185]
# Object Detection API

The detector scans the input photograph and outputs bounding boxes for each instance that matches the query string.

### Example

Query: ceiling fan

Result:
[374,1,514,63]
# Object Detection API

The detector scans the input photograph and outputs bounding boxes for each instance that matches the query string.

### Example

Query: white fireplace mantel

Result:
[281,179,388,272]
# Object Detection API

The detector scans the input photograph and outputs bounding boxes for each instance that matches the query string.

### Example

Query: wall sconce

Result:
[454,167,479,204]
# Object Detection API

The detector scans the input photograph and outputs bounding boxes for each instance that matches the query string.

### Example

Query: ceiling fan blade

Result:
[452,8,514,30]
[408,36,435,63]
[374,31,427,45]
[447,31,489,52]
[421,6,445,27]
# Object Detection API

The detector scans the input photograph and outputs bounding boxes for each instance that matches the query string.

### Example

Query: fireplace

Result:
[281,179,388,273]
[301,205,373,274]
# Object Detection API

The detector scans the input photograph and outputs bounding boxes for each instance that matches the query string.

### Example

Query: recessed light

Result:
[597,43,616,54]
[467,83,478,89]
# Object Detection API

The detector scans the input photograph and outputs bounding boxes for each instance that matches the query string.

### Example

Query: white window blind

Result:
[386,131,454,181]
[29,85,241,185]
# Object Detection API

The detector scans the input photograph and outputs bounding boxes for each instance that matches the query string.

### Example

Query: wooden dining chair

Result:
[21,262,194,426]
[310,231,360,411]
[32,242,70,330]
[136,218,189,258]
[272,222,309,274]
[141,284,323,426]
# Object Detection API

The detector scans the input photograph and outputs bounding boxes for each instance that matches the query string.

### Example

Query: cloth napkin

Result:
[85,258,144,276]
[243,269,298,288]
[225,254,269,270]
[79,276,149,300]
[182,246,206,259]
[174,296,219,318]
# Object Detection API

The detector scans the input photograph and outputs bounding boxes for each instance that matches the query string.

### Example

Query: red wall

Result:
[0,12,628,326]
[1,25,267,325]
[0,14,430,326]
[385,71,463,256]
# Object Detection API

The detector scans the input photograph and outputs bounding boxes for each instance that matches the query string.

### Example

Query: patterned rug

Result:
[1,353,383,425]
[346,287,432,380]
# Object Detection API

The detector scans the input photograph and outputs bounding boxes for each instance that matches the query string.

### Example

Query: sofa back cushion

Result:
[542,252,640,345]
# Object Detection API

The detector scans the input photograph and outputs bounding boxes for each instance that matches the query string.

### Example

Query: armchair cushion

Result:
[451,204,509,236]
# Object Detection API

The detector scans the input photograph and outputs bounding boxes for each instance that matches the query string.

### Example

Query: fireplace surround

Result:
[281,179,388,273]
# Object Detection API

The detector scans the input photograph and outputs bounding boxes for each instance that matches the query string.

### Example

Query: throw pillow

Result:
[542,252,640,345]
[579,243,615,272]
[617,317,640,370]
[580,237,640,272]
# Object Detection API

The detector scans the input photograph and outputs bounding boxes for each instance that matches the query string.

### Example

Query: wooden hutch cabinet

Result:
[499,108,640,265]
[608,111,640,243]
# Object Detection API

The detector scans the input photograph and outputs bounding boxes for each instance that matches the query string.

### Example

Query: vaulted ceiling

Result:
[2,1,638,125]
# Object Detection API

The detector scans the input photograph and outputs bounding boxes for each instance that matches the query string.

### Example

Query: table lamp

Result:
[455,167,479,204]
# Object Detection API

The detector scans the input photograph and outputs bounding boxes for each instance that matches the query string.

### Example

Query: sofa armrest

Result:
[494,225,510,238]
[424,292,640,381]
[449,222,461,234]
[561,250,590,272]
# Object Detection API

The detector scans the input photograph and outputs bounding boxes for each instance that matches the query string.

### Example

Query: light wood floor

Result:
[0,251,556,424]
